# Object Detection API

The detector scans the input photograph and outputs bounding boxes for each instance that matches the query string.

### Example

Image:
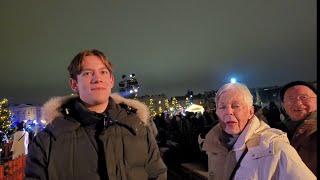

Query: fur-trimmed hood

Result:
[42,93,150,125]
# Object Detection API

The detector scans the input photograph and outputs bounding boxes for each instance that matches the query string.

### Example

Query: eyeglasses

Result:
[284,95,316,105]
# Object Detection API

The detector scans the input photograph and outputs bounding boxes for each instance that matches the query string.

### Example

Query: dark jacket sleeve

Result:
[25,131,50,180]
[145,126,167,180]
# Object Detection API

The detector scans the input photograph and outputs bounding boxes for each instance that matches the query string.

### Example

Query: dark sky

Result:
[0,1,317,105]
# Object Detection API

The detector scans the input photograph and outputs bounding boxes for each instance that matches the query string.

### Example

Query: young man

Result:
[280,81,317,176]
[25,49,167,179]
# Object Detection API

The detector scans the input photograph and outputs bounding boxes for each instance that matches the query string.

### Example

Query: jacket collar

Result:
[234,116,288,151]
[203,116,288,153]
[307,111,317,119]
[203,116,260,153]
[73,98,108,128]
[285,111,317,135]
[293,111,317,137]
[41,93,150,126]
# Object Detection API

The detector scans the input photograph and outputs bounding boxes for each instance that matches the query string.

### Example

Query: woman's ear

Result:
[249,105,255,119]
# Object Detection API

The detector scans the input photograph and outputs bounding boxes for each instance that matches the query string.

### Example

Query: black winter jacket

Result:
[25,93,167,180]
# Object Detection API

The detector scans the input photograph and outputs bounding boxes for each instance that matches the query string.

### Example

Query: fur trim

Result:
[42,93,150,125]
[110,93,150,124]
[41,95,77,125]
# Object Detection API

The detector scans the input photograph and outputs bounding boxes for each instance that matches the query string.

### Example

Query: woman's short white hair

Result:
[215,83,253,106]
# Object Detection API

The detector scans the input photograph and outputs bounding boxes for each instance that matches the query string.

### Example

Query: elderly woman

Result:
[202,83,315,180]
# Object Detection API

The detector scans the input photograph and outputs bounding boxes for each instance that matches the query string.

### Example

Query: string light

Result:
[0,98,15,135]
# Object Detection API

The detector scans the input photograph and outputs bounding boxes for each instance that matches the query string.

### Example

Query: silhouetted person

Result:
[265,101,281,129]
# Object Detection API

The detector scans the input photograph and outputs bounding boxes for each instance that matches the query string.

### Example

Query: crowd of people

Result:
[153,80,317,179]
[0,49,316,179]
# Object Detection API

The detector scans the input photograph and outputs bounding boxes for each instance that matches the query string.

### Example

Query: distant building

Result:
[174,93,206,109]
[8,104,44,134]
[252,80,316,107]
[135,81,317,114]
[204,90,216,110]
[250,86,282,107]
[9,104,42,122]
[139,94,169,115]
[192,94,206,105]
[138,91,206,115]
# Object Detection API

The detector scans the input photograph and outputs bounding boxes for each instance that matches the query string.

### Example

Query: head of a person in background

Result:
[280,81,317,121]
[268,101,277,109]
[68,49,114,112]
[16,121,25,131]
[215,83,254,136]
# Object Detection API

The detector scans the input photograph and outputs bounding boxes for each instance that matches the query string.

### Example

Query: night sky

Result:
[0,1,316,105]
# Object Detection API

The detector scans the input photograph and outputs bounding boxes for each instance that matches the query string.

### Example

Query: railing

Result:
[0,155,26,180]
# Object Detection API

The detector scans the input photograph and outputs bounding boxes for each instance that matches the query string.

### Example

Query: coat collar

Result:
[203,116,288,153]
[285,111,317,136]
[233,116,288,151]
[41,93,150,125]
[293,111,317,137]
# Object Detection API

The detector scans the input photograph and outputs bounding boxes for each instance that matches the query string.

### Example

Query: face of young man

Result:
[283,85,317,121]
[216,89,254,136]
[69,55,114,111]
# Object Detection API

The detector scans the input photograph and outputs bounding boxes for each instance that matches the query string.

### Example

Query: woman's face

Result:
[216,89,254,136]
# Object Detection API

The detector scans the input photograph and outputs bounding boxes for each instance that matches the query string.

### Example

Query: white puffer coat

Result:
[202,116,315,180]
